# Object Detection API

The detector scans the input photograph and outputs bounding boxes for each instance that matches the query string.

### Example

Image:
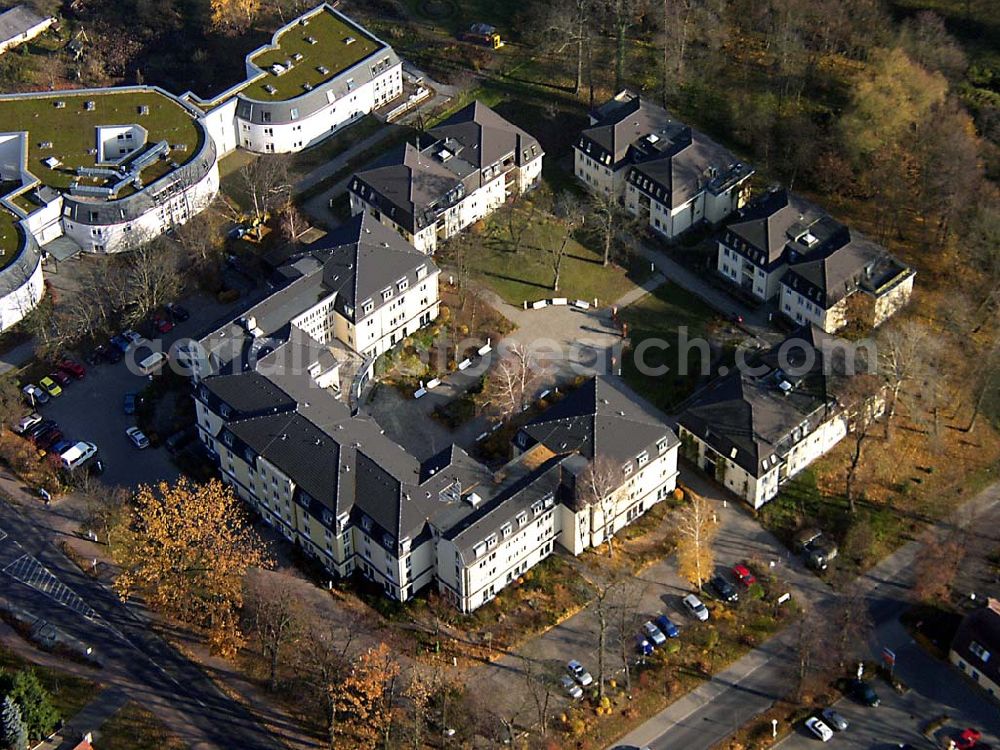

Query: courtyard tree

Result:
[239,155,291,227]
[122,238,183,322]
[243,571,304,691]
[1,696,26,750]
[676,492,717,590]
[579,456,627,556]
[912,527,967,603]
[477,343,537,421]
[589,190,625,267]
[842,373,884,511]
[550,192,585,292]
[335,643,400,749]
[877,321,928,438]
[112,477,269,657]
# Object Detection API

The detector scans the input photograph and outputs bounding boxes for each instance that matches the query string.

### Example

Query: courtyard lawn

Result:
[462,205,643,307]
[0,646,97,720]
[619,282,719,413]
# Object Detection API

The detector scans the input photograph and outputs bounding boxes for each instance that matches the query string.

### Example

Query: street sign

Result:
[882,647,896,666]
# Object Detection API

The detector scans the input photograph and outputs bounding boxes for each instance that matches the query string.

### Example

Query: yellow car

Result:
[39,376,62,397]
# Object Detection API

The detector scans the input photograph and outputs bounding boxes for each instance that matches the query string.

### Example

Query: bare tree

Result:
[877,321,928,438]
[675,493,717,590]
[532,0,594,95]
[276,200,310,248]
[0,376,21,432]
[502,191,535,255]
[842,374,884,512]
[606,0,646,93]
[243,571,303,691]
[520,656,554,736]
[121,238,183,322]
[578,456,627,556]
[174,201,226,271]
[611,576,645,692]
[402,667,432,750]
[478,343,538,421]
[589,190,623,267]
[551,192,585,292]
[240,155,291,227]
[299,614,355,749]
[830,592,873,669]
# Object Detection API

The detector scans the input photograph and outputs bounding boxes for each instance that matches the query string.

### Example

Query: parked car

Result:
[50,439,73,455]
[122,330,144,346]
[164,426,196,454]
[123,392,142,415]
[682,594,709,621]
[36,429,65,452]
[39,376,62,397]
[654,614,680,638]
[110,335,130,353]
[151,313,174,334]
[101,343,124,362]
[709,575,739,603]
[794,527,823,553]
[49,370,72,386]
[807,540,839,571]
[956,729,983,750]
[58,358,86,379]
[636,637,654,657]
[59,442,98,470]
[24,419,56,440]
[567,660,593,687]
[137,351,167,375]
[732,563,757,587]
[165,302,190,322]
[805,717,834,742]
[560,674,584,700]
[85,347,106,366]
[642,621,667,647]
[845,678,879,707]
[15,413,43,434]
[30,423,60,446]
[125,426,150,449]
[22,383,49,405]
[820,708,848,732]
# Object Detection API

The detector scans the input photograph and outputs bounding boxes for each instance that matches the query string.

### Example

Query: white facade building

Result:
[349,101,543,254]
[0,6,55,56]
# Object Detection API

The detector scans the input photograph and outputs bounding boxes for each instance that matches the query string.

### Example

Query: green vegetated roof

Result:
[0,89,203,192]
[0,208,23,269]
[242,8,382,102]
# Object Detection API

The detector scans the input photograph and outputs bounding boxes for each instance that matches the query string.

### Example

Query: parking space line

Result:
[3,554,97,620]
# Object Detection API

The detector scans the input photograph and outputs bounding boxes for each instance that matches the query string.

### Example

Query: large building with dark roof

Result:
[195,368,679,611]
[348,100,543,253]
[717,187,914,333]
[950,598,1000,703]
[677,326,877,508]
[574,90,753,241]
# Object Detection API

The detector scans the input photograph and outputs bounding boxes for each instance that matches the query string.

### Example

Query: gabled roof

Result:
[952,599,1000,689]
[781,229,910,308]
[724,188,832,267]
[520,376,676,466]
[201,371,297,416]
[577,95,681,167]
[677,326,847,477]
[0,6,49,45]
[317,212,437,321]
[350,101,541,232]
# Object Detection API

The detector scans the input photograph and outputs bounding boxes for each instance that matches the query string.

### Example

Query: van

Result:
[138,351,167,375]
[793,527,823,552]
[59,442,98,470]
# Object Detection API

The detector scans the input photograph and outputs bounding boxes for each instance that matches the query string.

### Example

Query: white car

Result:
[21,383,49,405]
[15,413,42,434]
[567,660,593,687]
[122,330,145,346]
[126,426,150,449]
[683,594,709,621]
[560,674,583,700]
[642,621,667,646]
[805,717,834,742]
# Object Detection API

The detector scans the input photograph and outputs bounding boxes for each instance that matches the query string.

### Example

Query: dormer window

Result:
[219,404,232,418]
[500,522,513,539]
[485,533,498,549]
[381,288,393,302]
[361,515,372,532]
[362,300,374,315]
[623,462,633,476]
[397,278,408,292]
[222,432,234,448]
[657,437,669,454]
[637,451,649,467]
[244,448,254,463]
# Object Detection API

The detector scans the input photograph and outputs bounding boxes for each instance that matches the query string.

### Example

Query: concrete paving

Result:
[36,687,129,750]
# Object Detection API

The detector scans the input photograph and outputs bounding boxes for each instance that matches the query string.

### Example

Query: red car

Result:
[49,370,72,386]
[956,729,982,750]
[732,563,757,587]
[58,358,86,379]
[152,314,174,334]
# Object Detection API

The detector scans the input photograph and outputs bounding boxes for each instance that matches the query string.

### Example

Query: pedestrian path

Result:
[35,687,129,750]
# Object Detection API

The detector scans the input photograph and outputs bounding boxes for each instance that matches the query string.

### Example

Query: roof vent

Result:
[280,434,288,440]
[344,36,356,45]
[84,100,95,111]
[465,492,483,508]
[618,410,626,416]
[305,35,317,44]
[54,100,65,109]
[315,438,322,446]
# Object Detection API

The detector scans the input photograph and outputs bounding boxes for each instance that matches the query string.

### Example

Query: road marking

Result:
[0,527,7,543]
[3,554,97,620]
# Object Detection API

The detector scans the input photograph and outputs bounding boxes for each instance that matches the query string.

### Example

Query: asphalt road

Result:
[0,494,281,750]
[613,485,1000,750]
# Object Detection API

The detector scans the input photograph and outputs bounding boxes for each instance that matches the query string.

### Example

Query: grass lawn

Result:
[0,208,23,266]
[286,114,382,176]
[243,7,382,101]
[619,282,720,413]
[98,701,187,750]
[0,646,97,720]
[0,90,203,191]
[458,204,643,306]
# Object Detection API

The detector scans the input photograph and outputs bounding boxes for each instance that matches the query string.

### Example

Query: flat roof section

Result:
[0,89,203,192]
[0,208,20,264]
[242,7,383,102]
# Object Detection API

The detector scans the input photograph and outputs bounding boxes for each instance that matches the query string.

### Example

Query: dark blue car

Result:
[123,392,141,415]
[110,335,130,353]
[655,614,680,638]
[636,637,654,656]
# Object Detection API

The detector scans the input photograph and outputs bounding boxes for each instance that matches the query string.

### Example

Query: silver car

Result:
[821,708,848,731]
[683,594,709,621]
[560,674,583,700]
[567,659,593,687]
[642,621,667,646]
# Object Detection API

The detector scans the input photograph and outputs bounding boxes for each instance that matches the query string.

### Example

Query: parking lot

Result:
[17,291,252,489]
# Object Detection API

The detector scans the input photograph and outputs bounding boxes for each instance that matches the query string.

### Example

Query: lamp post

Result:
[771,719,778,739]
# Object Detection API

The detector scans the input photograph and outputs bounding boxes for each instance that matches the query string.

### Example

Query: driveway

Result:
[22,290,254,489]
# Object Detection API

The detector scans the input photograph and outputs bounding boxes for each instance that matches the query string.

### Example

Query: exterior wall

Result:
[950,648,1000,703]
[517,156,544,193]
[704,179,751,225]
[22,195,63,245]
[871,273,914,328]
[573,148,620,196]
[0,245,43,333]
[779,283,842,333]
[62,157,220,254]
[717,242,783,301]
[199,98,240,158]
[236,65,401,154]
[438,500,558,613]
[0,15,55,55]
[679,412,849,509]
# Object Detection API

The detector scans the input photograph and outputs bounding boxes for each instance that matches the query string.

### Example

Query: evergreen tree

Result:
[1,695,27,750]
[8,670,59,741]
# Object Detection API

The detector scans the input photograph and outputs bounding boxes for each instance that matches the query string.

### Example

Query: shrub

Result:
[217,289,240,304]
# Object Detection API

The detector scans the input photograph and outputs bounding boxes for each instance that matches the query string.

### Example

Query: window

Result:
[262,111,271,123]
[381,288,393,302]
[362,300,374,315]
[500,522,513,539]
[657,437,669,454]
[290,108,299,120]
[637,451,649,467]
[222,432,233,448]
[361,515,372,532]
[969,642,991,663]
[397,278,408,292]
[623,462,633,476]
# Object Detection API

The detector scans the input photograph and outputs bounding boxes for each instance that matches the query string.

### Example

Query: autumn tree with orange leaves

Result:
[335,643,400,749]
[112,478,269,657]
[210,0,260,33]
